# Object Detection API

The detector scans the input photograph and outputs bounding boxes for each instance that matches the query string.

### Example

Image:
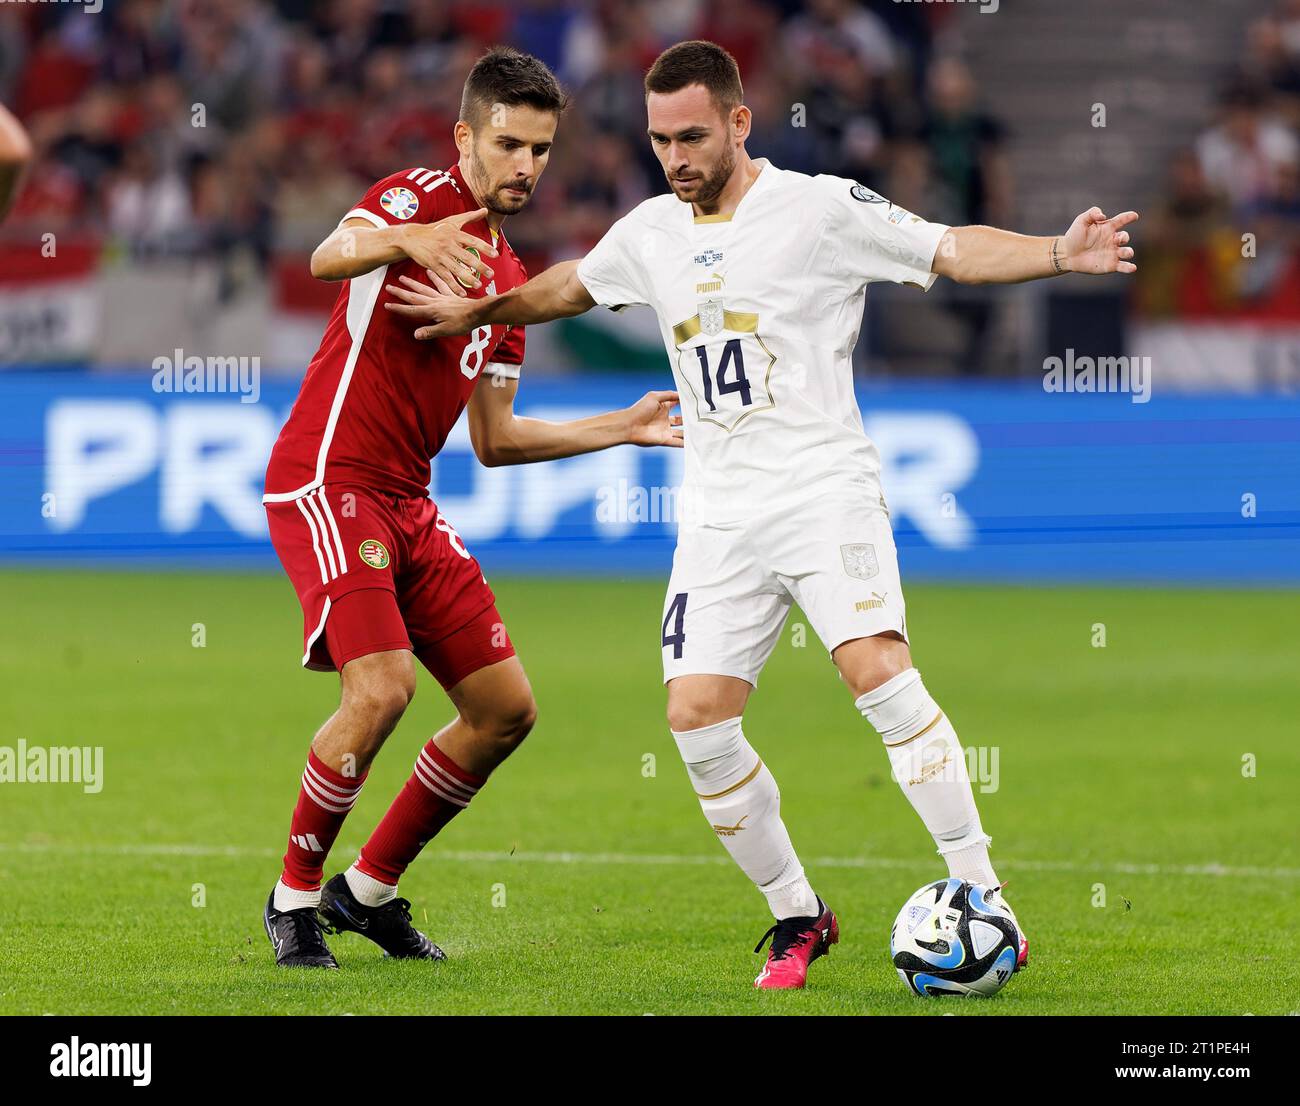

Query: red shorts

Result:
[265,484,515,690]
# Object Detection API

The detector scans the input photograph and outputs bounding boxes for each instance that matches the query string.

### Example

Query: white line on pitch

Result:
[0,841,1296,880]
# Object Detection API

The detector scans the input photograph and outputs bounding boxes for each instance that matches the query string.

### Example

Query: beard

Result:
[469,147,532,214]
[667,142,737,208]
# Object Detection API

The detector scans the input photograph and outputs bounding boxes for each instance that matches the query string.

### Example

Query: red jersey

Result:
[264,163,527,502]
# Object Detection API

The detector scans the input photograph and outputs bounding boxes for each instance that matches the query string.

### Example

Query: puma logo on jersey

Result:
[695,272,725,293]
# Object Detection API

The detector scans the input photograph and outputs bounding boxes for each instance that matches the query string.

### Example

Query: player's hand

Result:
[1057,207,1138,275]
[624,390,684,448]
[398,209,497,293]
[384,271,484,337]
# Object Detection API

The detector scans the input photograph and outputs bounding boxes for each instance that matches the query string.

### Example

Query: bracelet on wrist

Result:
[1050,238,1067,275]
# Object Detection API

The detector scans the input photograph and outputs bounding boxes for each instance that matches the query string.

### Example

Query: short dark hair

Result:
[644,40,743,116]
[460,46,568,129]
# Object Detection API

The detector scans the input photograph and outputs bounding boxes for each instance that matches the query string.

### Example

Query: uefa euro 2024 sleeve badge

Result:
[380,187,419,220]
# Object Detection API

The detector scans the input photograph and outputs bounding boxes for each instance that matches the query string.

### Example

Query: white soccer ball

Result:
[890,877,1020,997]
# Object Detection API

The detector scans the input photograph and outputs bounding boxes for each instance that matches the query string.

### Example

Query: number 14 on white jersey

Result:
[672,300,775,432]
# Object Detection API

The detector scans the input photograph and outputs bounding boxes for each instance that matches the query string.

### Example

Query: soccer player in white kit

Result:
[388,40,1138,990]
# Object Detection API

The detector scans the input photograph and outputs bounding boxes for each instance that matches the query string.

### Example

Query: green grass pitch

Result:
[0,568,1296,1015]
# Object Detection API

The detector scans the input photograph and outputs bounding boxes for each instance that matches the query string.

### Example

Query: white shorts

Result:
[660,484,908,686]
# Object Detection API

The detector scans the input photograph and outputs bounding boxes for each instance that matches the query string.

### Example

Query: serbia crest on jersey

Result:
[264,163,528,503]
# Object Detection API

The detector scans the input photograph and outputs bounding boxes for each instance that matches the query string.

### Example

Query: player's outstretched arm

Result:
[932,207,1138,285]
[385,261,596,340]
[467,375,682,467]
[310,209,498,287]
[0,102,33,223]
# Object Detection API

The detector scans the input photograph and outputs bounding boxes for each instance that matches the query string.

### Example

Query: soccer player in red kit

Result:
[260,47,682,968]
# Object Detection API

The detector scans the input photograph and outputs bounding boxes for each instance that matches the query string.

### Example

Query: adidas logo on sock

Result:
[290,833,324,852]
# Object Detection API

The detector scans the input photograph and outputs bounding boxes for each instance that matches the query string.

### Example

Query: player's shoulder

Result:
[800,172,910,232]
[805,171,879,207]
[358,166,467,223]
[749,164,851,227]
[373,165,464,197]
[612,191,683,233]
[761,161,815,190]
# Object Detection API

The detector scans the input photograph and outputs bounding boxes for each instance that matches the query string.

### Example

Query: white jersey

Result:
[576,158,949,526]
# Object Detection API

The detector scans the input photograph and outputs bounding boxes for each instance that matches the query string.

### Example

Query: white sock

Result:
[942,835,999,888]
[672,717,818,920]
[857,669,999,887]
[273,878,321,913]
[345,862,398,907]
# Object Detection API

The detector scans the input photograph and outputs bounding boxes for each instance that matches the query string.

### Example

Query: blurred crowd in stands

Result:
[0,0,1004,283]
[1139,0,1300,320]
[9,0,1295,326]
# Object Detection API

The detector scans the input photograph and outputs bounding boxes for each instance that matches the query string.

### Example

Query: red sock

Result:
[355,740,483,885]
[281,749,367,891]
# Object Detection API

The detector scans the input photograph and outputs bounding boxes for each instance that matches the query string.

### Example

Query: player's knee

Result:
[666,702,696,733]
[342,660,416,736]
[838,631,912,698]
[482,693,537,756]
[379,679,416,723]
[503,694,538,745]
[857,660,910,697]
[667,698,721,734]
[665,676,751,733]
[353,682,414,736]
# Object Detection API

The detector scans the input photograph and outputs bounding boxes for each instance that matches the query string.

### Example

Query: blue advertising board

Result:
[0,370,1296,585]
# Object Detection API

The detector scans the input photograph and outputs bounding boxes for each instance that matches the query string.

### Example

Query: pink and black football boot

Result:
[753,897,839,989]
